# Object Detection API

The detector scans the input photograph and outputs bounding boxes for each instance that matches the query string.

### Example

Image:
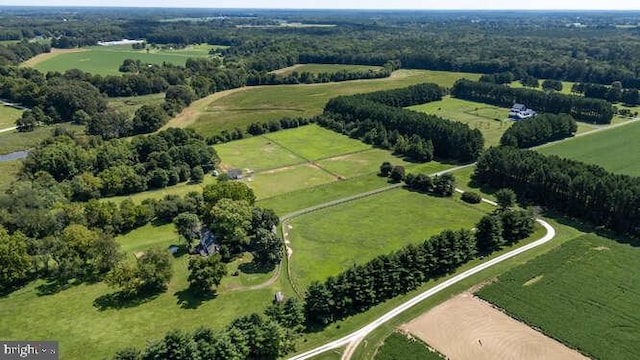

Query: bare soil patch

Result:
[21,48,88,67]
[523,275,544,286]
[593,246,610,251]
[402,293,588,360]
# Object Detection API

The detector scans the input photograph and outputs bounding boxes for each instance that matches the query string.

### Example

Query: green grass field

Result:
[108,93,166,117]
[538,120,640,176]
[317,149,412,179]
[374,332,443,360]
[0,123,85,155]
[247,163,338,199]
[287,188,487,289]
[408,97,512,147]
[273,63,384,76]
[30,44,214,75]
[508,79,577,95]
[477,233,640,360]
[264,125,371,160]
[0,104,23,129]
[215,135,306,171]
[0,222,283,360]
[173,69,481,136]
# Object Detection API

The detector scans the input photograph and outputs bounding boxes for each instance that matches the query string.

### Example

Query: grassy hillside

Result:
[167,69,481,136]
[0,104,23,129]
[272,63,383,75]
[538,121,640,176]
[477,233,640,360]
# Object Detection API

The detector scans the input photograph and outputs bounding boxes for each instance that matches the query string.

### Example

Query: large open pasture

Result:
[538,120,640,176]
[27,44,214,75]
[408,97,513,147]
[0,104,23,129]
[287,188,487,290]
[166,69,481,136]
[477,233,640,360]
[374,332,443,360]
[0,222,283,360]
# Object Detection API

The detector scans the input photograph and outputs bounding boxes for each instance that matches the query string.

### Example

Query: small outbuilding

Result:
[509,103,537,120]
[168,245,180,255]
[227,168,243,180]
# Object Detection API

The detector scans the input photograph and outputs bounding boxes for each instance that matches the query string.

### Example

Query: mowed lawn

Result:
[215,135,305,171]
[177,69,481,136]
[538,120,640,176]
[317,149,412,179]
[477,233,640,360]
[0,222,281,360]
[287,188,487,289]
[375,332,443,360]
[0,104,23,129]
[408,97,512,147]
[247,163,338,199]
[272,63,383,76]
[264,124,371,160]
[30,44,213,76]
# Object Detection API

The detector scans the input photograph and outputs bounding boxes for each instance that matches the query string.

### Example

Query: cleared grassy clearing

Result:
[508,80,577,95]
[30,44,213,76]
[0,222,280,360]
[0,104,23,129]
[257,174,390,215]
[317,149,412,179]
[538,120,640,176]
[296,216,554,359]
[477,233,640,360]
[408,97,512,147]
[374,332,443,360]
[288,188,486,290]
[272,63,383,76]
[177,69,480,136]
[247,163,337,200]
[214,135,305,171]
[265,124,371,160]
[105,175,216,204]
[0,123,85,155]
[0,160,21,191]
[107,93,165,117]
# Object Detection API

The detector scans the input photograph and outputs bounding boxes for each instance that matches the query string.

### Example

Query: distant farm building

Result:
[227,168,243,180]
[168,245,180,255]
[509,103,537,120]
[196,226,220,256]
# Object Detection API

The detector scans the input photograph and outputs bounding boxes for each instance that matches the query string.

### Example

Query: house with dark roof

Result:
[196,226,220,256]
[227,168,243,180]
[509,103,537,120]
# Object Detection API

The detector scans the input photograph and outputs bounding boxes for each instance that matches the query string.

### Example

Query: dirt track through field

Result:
[402,293,588,360]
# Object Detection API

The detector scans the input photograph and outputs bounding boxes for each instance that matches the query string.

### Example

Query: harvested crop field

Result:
[402,292,587,360]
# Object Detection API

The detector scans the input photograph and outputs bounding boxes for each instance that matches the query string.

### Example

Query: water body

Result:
[0,150,28,162]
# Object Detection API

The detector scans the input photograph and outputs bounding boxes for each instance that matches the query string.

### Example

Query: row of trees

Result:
[321,83,484,162]
[571,82,640,105]
[451,79,614,124]
[304,201,535,326]
[247,67,392,86]
[500,113,578,148]
[474,146,640,237]
[0,40,50,65]
[23,128,217,197]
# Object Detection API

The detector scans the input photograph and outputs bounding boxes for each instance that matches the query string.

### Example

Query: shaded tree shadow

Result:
[93,290,161,311]
[239,261,274,274]
[36,278,78,296]
[174,288,215,309]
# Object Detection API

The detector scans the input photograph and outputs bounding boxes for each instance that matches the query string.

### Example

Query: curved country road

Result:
[288,218,556,360]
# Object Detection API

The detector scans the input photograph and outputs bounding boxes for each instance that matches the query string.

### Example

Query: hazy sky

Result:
[2,0,639,10]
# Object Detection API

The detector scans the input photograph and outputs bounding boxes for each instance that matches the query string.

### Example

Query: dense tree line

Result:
[474,146,640,237]
[321,83,484,162]
[500,113,578,148]
[23,128,217,197]
[571,82,640,106]
[0,40,51,65]
[452,79,614,124]
[247,62,396,86]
